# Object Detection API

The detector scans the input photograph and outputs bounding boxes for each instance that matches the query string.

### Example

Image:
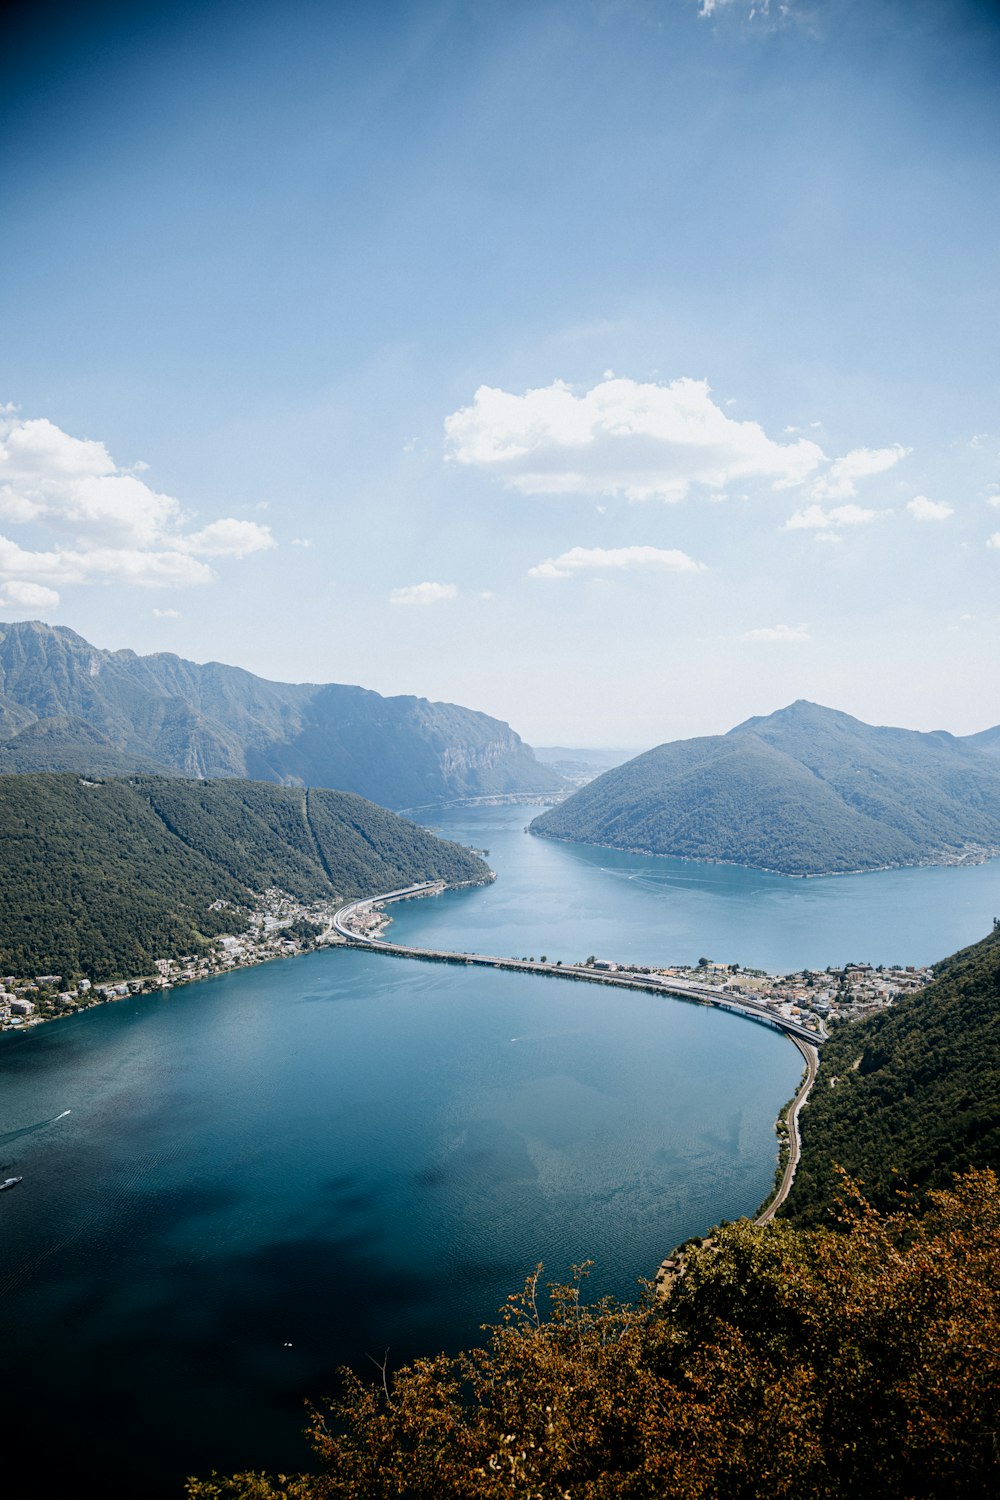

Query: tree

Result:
[187,1172,1000,1500]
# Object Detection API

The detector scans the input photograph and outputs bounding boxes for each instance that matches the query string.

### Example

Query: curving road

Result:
[332,883,825,1048]
[754,1034,819,1223]
[333,881,822,1228]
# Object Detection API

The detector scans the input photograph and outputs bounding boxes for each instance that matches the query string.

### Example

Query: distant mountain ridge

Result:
[0,621,562,807]
[530,700,1000,876]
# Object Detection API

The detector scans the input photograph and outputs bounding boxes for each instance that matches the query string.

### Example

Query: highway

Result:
[333,881,822,1227]
[332,883,826,1048]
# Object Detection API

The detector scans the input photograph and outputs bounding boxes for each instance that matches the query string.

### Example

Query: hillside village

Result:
[0,878,932,1033]
[0,888,348,1029]
[577,954,932,1031]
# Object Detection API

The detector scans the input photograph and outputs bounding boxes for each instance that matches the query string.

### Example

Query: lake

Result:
[2,805,997,1495]
[394,803,1000,972]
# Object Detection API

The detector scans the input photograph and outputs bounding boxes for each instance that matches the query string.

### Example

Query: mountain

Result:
[0,621,562,806]
[532,745,641,788]
[785,921,1000,1226]
[0,772,489,982]
[530,700,1000,875]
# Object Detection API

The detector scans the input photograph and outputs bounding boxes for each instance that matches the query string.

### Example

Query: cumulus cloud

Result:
[784,502,883,531]
[0,579,60,610]
[528,544,705,580]
[987,534,1000,552]
[389,581,457,606]
[907,495,954,522]
[0,410,276,595]
[0,533,214,588]
[741,622,810,642]
[152,607,181,618]
[177,518,275,557]
[810,445,909,501]
[445,376,826,502]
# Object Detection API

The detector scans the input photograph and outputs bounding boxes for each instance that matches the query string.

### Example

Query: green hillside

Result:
[784,922,1000,1226]
[531,700,1000,875]
[0,773,489,982]
[0,621,563,806]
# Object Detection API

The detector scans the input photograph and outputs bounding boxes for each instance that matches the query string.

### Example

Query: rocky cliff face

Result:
[0,621,564,808]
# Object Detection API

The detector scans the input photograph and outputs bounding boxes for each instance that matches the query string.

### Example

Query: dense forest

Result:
[784,921,1000,1225]
[531,699,1000,875]
[0,773,488,981]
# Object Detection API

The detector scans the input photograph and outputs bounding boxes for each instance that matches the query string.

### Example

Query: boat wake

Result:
[0,1109,71,1144]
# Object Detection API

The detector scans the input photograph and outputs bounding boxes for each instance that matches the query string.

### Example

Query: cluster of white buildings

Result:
[0,890,347,1031]
[652,959,933,1026]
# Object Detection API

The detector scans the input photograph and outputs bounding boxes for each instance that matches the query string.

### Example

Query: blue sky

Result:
[2,0,998,747]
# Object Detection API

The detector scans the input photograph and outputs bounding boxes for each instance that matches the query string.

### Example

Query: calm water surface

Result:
[3,804,995,1495]
[395,803,1000,972]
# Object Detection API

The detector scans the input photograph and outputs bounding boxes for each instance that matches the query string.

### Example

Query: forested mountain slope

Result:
[0,621,562,806]
[531,700,1000,874]
[785,922,1000,1226]
[0,773,488,981]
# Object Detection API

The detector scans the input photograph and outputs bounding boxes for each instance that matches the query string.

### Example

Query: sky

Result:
[1,0,998,748]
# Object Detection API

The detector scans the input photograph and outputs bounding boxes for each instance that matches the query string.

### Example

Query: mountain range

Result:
[530,700,1000,876]
[0,621,562,808]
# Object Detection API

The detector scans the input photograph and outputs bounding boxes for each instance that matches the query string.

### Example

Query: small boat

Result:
[0,1177,22,1191]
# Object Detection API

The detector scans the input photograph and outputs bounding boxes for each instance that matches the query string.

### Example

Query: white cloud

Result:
[907,495,954,522]
[740,623,810,642]
[987,534,1000,552]
[0,410,277,593]
[389,581,457,606]
[445,376,826,502]
[528,544,705,580]
[784,502,883,530]
[152,607,181,618]
[0,579,60,610]
[291,537,313,548]
[178,518,275,557]
[986,486,1000,508]
[810,444,909,501]
[0,533,214,588]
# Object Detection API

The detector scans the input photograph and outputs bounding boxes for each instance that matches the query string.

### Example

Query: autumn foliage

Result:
[188,1169,1000,1499]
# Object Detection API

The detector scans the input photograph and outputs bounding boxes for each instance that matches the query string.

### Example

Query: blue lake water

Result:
[2,804,997,1495]
[395,804,1000,972]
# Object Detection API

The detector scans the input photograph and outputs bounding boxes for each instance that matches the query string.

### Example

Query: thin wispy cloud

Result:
[528,544,705,580]
[389,581,457,606]
[809,445,909,502]
[0,411,274,597]
[784,502,885,531]
[741,622,810,643]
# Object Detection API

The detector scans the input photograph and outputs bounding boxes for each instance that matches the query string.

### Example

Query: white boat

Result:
[0,1176,23,1191]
